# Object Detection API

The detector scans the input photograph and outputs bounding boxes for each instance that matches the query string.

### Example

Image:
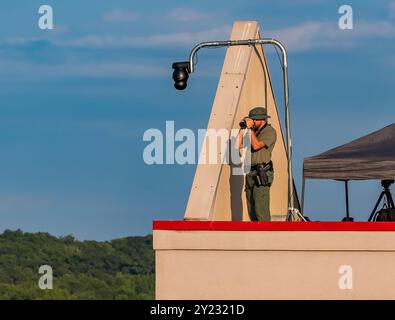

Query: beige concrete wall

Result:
[184,21,289,221]
[155,229,395,299]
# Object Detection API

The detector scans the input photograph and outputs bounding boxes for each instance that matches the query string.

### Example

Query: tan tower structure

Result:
[184,21,289,222]
[153,21,395,300]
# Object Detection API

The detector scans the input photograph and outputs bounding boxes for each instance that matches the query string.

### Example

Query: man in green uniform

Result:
[237,106,277,221]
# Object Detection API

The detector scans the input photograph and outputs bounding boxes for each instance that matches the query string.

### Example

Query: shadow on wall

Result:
[229,136,244,220]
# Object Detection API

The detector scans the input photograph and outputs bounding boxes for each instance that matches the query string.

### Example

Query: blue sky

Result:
[0,1,394,240]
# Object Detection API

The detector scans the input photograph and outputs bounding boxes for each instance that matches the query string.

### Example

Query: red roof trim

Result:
[153,220,395,231]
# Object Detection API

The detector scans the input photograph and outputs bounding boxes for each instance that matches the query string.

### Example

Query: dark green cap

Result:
[248,106,270,120]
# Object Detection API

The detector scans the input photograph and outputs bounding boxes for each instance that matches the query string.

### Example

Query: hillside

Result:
[0,230,154,299]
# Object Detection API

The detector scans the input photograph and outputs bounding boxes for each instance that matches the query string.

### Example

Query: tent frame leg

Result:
[342,180,354,222]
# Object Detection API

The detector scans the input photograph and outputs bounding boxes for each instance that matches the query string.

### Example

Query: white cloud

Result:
[267,20,395,52]
[60,25,231,48]
[52,24,69,34]
[166,7,215,22]
[3,19,394,53]
[390,0,395,17]
[0,58,168,79]
[0,37,40,46]
[103,9,140,23]
[383,54,395,68]
[0,193,55,212]
[15,19,391,53]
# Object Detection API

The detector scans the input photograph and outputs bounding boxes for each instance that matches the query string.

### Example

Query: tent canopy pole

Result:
[345,180,350,218]
[343,180,353,221]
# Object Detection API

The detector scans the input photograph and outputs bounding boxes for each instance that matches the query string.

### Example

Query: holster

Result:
[254,162,272,187]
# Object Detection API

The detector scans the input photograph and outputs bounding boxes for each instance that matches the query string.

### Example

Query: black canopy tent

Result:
[302,123,395,221]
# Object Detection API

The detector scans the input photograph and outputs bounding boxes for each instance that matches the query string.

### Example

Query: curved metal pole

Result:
[187,38,295,214]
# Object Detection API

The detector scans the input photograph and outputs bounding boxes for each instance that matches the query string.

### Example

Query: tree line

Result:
[0,229,154,299]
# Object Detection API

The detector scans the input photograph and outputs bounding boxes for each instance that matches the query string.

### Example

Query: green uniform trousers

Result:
[245,169,274,221]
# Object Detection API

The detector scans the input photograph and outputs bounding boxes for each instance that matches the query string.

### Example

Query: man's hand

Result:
[245,118,254,129]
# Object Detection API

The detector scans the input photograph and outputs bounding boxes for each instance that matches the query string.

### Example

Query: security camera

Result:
[172,61,190,90]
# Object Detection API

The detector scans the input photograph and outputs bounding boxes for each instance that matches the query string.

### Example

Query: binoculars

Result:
[239,118,250,129]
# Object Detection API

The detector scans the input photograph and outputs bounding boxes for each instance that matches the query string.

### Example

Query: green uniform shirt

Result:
[251,124,277,165]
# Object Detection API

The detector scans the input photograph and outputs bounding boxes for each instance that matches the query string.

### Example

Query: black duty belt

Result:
[250,160,273,172]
